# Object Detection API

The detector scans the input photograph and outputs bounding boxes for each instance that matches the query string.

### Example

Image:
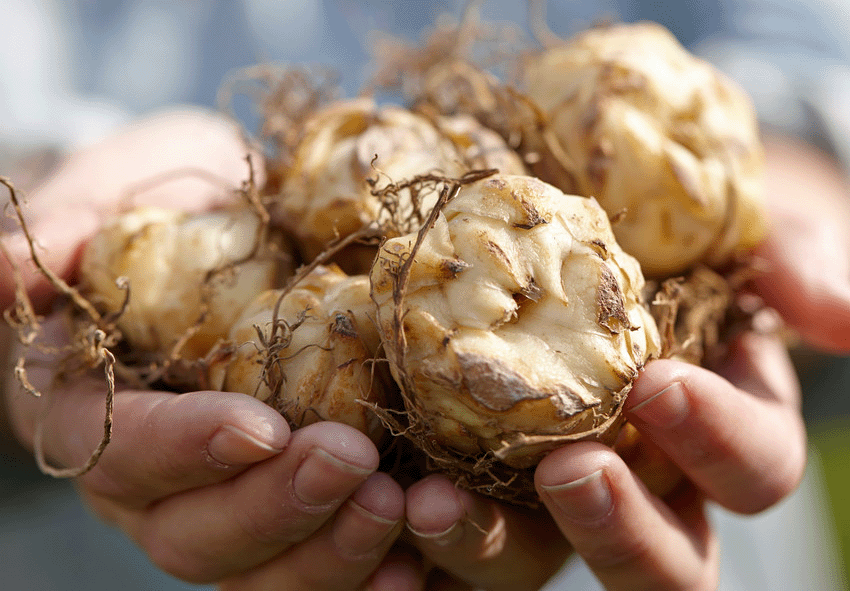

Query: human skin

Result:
[400,136,850,591]
[1,110,419,591]
[2,111,847,590]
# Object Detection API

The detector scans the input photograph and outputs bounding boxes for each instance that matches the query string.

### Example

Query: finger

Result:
[536,442,718,591]
[76,388,291,512]
[8,318,290,510]
[754,223,850,354]
[1,108,262,311]
[405,474,570,591]
[136,421,379,583]
[367,549,427,591]
[715,328,801,407]
[755,135,850,354]
[219,472,406,591]
[626,352,807,514]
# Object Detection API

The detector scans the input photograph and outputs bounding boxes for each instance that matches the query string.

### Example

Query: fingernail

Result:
[333,500,401,559]
[406,520,464,547]
[293,447,373,507]
[540,469,613,524]
[207,425,283,466]
[630,381,690,428]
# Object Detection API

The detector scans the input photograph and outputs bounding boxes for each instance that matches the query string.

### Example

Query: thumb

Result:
[1,107,262,312]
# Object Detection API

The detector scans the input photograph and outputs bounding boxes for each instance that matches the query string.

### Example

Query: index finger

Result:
[7,315,289,510]
[625,334,807,514]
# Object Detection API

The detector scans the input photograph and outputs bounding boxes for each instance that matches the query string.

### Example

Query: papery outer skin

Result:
[276,97,526,264]
[370,174,660,467]
[207,265,387,443]
[523,22,766,277]
[80,206,285,360]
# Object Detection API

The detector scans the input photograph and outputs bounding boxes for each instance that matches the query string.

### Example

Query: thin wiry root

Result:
[3,176,118,479]
[216,63,340,180]
[14,358,40,398]
[25,344,115,479]
[144,161,280,388]
[2,177,102,324]
[1,239,40,346]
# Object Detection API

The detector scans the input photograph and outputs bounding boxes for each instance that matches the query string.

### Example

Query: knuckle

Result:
[141,529,217,584]
[82,492,125,526]
[580,535,653,571]
[741,425,808,514]
[79,462,148,509]
[234,494,320,547]
[674,428,739,491]
[585,541,719,591]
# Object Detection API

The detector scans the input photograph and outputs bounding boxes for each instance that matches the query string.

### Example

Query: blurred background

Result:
[1,1,848,589]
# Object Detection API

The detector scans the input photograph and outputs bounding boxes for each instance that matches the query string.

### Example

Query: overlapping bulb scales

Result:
[277,98,526,265]
[523,23,766,277]
[80,206,284,360]
[371,175,660,468]
[208,265,387,443]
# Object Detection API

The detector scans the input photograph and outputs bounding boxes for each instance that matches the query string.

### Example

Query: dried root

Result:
[650,260,767,367]
[2,177,117,478]
[217,63,341,188]
[2,164,286,477]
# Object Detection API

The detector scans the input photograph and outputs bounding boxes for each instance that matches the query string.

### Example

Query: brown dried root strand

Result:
[240,153,271,226]
[41,338,114,478]
[383,169,498,369]
[16,329,116,479]
[251,309,309,406]
[366,7,569,177]
[272,223,384,324]
[650,262,765,367]
[109,161,269,383]
[366,1,526,99]
[414,61,585,194]
[2,177,103,325]
[232,224,385,405]
[371,9,603,208]
[368,166,495,236]
[217,63,341,186]
[364,397,544,507]
[3,177,119,478]
[367,389,627,508]
[1,238,40,347]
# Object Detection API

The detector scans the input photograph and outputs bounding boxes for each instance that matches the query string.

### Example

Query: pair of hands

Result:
[2,110,848,591]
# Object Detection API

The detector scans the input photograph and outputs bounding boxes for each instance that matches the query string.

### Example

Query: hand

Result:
[752,135,850,354]
[1,111,422,590]
[403,330,805,591]
[403,135,848,591]
[8,315,412,590]
[0,108,262,312]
